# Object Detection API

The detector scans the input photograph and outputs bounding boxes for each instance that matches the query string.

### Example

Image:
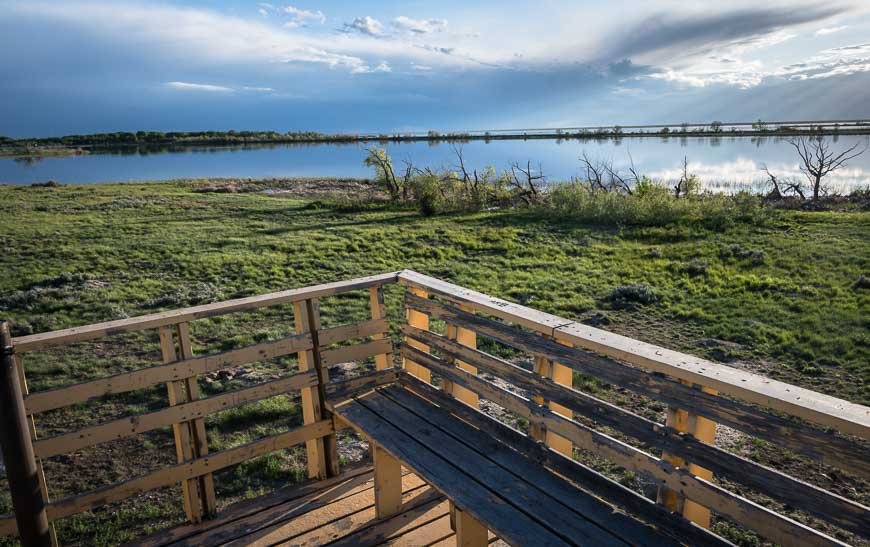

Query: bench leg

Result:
[373,443,403,519]
[454,507,488,547]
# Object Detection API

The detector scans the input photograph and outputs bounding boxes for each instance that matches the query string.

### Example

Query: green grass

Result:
[0,180,868,544]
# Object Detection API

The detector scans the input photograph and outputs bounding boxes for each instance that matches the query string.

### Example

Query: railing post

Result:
[403,288,431,383]
[369,286,393,372]
[372,442,402,519]
[658,382,717,528]
[294,298,338,479]
[445,304,479,407]
[531,336,573,457]
[0,321,52,547]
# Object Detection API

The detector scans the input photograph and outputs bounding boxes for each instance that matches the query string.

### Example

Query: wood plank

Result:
[455,507,488,547]
[223,476,433,547]
[401,326,870,538]
[46,420,332,523]
[328,498,450,547]
[321,338,394,367]
[385,513,455,547]
[404,287,432,382]
[374,442,404,518]
[25,332,313,414]
[13,272,399,353]
[160,326,201,523]
[127,464,375,547]
[326,369,399,403]
[294,299,329,480]
[382,385,680,547]
[33,371,318,459]
[398,271,870,439]
[398,373,732,547]
[447,304,479,407]
[401,345,849,547]
[406,295,870,476]
[338,397,575,546]
[318,317,390,346]
[369,286,393,372]
[362,390,632,547]
[175,322,217,519]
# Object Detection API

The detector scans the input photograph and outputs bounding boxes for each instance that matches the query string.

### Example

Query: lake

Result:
[2,135,869,193]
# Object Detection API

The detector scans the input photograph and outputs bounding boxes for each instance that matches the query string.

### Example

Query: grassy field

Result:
[0,180,868,545]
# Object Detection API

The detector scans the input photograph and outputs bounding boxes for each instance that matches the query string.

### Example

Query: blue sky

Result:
[2,0,870,138]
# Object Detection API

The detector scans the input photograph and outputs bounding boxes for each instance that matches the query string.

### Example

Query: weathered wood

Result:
[398,372,732,547]
[401,344,848,547]
[400,325,870,538]
[318,317,390,347]
[446,304,479,407]
[403,287,432,382]
[328,497,451,547]
[33,371,318,459]
[320,338,394,367]
[294,299,330,480]
[359,389,629,546]
[406,293,870,476]
[13,273,399,353]
[0,322,51,546]
[25,332,313,414]
[337,397,573,546]
[325,369,399,402]
[160,326,202,523]
[455,507,488,547]
[45,420,333,523]
[398,270,870,439]
[368,287,393,372]
[373,442,403,519]
[381,385,680,547]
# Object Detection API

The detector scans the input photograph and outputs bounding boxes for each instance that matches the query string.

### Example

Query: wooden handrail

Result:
[12,272,399,353]
[398,270,870,440]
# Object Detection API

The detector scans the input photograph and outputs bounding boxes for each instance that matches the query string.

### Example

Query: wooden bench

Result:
[335,381,723,547]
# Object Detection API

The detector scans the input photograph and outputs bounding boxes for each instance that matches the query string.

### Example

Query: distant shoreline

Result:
[2,119,870,159]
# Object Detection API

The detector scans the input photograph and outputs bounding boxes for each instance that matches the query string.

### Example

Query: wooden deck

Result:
[130,465,499,547]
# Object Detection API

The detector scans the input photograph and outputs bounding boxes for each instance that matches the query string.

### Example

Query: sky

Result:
[2,0,870,138]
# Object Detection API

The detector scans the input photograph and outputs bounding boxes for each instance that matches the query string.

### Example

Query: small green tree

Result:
[364,147,401,202]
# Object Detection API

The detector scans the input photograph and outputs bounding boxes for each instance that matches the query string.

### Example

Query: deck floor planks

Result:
[381,385,678,547]
[356,389,630,546]
[326,498,451,547]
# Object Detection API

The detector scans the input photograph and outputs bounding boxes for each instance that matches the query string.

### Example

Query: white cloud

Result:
[412,64,433,71]
[165,81,233,92]
[242,86,275,92]
[392,16,448,35]
[816,25,848,36]
[343,16,384,36]
[283,5,326,26]
[352,60,392,74]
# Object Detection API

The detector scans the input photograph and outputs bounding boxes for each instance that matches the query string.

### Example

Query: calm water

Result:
[2,136,869,193]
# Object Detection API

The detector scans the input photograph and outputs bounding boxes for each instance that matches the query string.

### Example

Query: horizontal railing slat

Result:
[325,369,399,403]
[401,344,847,547]
[398,270,870,439]
[406,292,869,476]
[25,332,314,415]
[321,339,393,368]
[33,370,318,459]
[13,272,399,352]
[403,324,870,537]
[318,318,389,346]
[43,420,333,523]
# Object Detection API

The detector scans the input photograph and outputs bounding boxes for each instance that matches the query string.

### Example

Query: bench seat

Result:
[336,383,683,547]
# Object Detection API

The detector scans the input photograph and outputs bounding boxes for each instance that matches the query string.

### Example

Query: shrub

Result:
[606,284,659,309]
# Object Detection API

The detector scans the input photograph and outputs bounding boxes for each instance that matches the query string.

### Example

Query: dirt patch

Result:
[190,177,386,200]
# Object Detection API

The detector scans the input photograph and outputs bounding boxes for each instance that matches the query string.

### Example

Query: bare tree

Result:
[363,147,400,201]
[579,152,606,191]
[673,157,697,198]
[508,161,545,204]
[788,136,867,200]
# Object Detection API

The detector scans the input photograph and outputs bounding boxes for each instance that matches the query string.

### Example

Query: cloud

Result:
[283,5,326,26]
[815,25,848,36]
[351,61,392,74]
[164,81,233,92]
[777,42,870,80]
[392,16,448,35]
[343,16,384,36]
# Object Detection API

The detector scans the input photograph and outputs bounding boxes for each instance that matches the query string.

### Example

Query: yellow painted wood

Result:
[532,337,572,456]
[403,287,431,382]
[449,304,479,407]
[373,443,403,519]
[454,507,488,547]
[159,325,202,523]
[369,287,393,372]
[294,300,328,480]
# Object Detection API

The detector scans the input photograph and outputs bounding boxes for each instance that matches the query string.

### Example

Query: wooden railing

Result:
[2,270,868,546]
[0,273,400,545]
[397,271,869,547]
